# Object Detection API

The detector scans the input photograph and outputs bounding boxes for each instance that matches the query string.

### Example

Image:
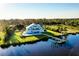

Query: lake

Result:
[0,34,79,56]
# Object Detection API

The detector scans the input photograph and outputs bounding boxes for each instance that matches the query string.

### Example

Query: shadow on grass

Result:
[0,35,49,49]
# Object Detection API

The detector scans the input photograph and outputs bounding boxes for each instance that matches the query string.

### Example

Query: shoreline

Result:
[0,34,49,48]
[0,29,79,48]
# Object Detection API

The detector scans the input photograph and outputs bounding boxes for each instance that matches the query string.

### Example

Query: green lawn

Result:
[0,24,79,46]
[46,30,62,36]
[45,25,79,34]
[0,32,48,46]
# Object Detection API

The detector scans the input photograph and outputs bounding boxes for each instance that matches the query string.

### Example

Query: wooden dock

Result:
[43,34,67,44]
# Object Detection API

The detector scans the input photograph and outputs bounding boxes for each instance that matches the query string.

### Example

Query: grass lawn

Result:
[0,32,6,45]
[64,25,79,33]
[0,24,79,47]
[0,32,48,46]
[45,25,79,35]
[46,30,62,36]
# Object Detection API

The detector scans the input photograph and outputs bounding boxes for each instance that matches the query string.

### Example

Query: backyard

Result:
[0,19,79,47]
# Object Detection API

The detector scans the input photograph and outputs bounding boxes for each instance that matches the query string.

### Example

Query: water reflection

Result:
[0,34,79,56]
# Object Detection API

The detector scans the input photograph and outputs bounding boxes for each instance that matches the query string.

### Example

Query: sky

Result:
[0,3,79,19]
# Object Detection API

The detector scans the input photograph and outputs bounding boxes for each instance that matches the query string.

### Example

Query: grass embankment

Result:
[45,25,79,36]
[0,32,48,47]
[44,30,62,37]
[65,25,79,33]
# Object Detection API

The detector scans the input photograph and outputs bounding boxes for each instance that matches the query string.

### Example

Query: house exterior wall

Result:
[22,23,44,36]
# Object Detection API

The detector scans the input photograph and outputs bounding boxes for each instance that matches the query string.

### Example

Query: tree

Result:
[4,25,15,42]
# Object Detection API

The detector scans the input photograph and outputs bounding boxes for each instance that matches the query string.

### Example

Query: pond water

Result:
[0,34,79,56]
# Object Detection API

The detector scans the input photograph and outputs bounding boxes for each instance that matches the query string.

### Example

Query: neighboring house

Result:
[22,23,44,36]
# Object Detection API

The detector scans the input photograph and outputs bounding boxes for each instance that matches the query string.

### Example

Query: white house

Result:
[22,23,44,36]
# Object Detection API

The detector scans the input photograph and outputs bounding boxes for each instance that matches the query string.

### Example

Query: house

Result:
[22,23,44,36]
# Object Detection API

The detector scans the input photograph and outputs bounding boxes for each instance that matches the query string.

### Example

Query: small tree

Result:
[4,25,15,42]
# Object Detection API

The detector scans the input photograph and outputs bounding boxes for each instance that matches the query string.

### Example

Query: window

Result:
[33,31,39,33]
